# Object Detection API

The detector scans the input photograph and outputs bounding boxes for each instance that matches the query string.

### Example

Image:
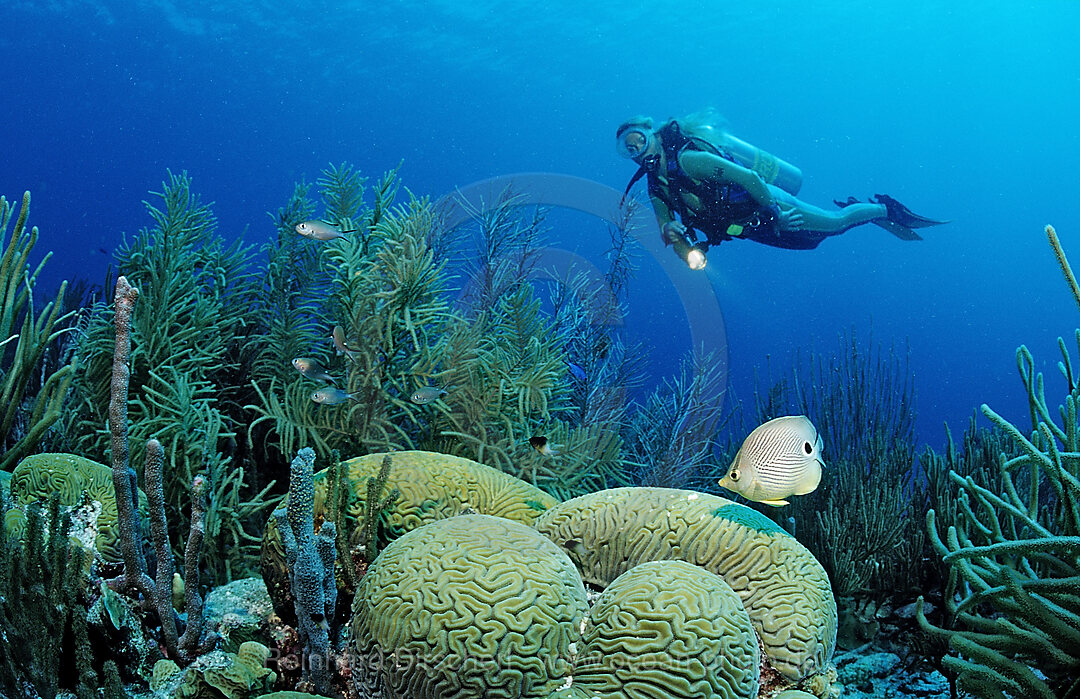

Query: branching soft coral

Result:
[0,191,77,471]
[248,168,449,459]
[625,348,727,489]
[915,226,1080,699]
[63,172,276,583]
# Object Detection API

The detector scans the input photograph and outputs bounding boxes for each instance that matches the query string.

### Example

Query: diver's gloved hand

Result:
[778,208,804,231]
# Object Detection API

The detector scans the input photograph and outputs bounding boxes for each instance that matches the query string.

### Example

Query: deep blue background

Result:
[4,1,1079,449]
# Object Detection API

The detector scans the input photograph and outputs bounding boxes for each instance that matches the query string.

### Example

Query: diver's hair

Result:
[677,107,731,143]
[616,115,654,137]
[618,109,730,146]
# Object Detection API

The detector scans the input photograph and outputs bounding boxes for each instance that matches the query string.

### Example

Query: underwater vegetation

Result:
[913,226,1080,698]
[1,163,1077,699]
[0,192,76,472]
[738,331,926,602]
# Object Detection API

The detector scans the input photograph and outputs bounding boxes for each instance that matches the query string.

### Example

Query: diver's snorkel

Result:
[663,224,707,270]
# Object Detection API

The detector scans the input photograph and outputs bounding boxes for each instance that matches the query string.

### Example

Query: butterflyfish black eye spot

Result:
[803,441,813,454]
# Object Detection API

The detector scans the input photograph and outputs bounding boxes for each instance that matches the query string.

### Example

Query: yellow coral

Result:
[574,560,760,698]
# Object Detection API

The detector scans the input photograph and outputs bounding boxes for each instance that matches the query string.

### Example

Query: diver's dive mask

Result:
[616,126,654,161]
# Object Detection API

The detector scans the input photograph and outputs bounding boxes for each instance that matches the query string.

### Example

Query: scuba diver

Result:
[617,112,947,269]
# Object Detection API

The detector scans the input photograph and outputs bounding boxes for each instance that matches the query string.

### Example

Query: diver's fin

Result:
[837,196,923,240]
[873,194,950,228]
[874,219,923,241]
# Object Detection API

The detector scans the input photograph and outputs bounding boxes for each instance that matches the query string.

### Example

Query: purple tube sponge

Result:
[273,447,338,692]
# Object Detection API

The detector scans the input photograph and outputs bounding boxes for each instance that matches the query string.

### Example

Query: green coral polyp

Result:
[711,503,789,536]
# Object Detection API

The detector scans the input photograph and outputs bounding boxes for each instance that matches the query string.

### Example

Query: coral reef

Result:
[350,514,589,699]
[0,167,877,697]
[8,451,147,564]
[915,225,1080,698]
[0,191,77,472]
[261,449,558,616]
[535,487,837,681]
[573,560,760,698]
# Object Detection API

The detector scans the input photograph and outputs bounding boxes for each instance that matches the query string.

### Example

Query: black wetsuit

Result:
[647,122,832,250]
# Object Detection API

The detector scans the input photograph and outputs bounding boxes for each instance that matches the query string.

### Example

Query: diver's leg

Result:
[789,199,885,234]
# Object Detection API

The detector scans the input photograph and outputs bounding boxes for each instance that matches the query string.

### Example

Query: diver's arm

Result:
[680,151,776,210]
[650,195,686,244]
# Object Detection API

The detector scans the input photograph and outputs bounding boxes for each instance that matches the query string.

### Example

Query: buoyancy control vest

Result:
[650,121,779,246]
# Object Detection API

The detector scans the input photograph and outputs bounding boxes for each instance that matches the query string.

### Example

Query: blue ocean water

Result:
[3,0,1079,451]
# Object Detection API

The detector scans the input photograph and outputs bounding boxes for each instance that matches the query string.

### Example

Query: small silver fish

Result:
[410,386,448,405]
[717,415,825,507]
[312,387,359,405]
[295,220,354,241]
[291,358,337,385]
[529,436,559,457]
[332,325,359,360]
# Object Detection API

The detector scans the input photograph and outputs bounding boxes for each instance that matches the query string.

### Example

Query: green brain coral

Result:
[262,450,558,611]
[9,453,148,564]
[535,487,837,682]
[350,514,588,699]
[574,560,760,699]
[320,450,559,532]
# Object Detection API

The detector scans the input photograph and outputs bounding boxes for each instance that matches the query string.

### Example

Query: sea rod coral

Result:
[916,224,1080,698]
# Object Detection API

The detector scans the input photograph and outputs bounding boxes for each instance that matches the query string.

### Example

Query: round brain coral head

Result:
[10,453,149,565]
[350,514,588,699]
[534,487,837,682]
[574,560,761,698]
[261,450,559,618]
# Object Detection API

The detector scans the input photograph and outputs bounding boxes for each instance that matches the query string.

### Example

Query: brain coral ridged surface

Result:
[322,450,559,536]
[10,453,148,564]
[262,450,558,612]
[535,487,836,681]
[350,514,588,699]
[574,560,760,699]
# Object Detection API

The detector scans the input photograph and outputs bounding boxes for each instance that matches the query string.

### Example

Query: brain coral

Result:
[573,560,760,699]
[10,453,148,564]
[262,450,558,611]
[350,514,588,699]
[534,487,836,681]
